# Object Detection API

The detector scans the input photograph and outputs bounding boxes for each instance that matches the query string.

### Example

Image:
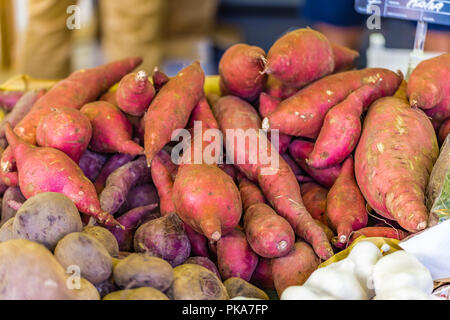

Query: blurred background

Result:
[0,0,449,82]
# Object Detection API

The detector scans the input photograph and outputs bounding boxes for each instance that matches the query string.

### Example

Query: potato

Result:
[82,225,119,257]
[223,277,269,300]
[169,264,229,300]
[103,287,169,300]
[0,217,15,242]
[113,253,173,292]
[0,239,74,299]
[54,232,112,285]
[12,192,83,250]
[70,277,101,300]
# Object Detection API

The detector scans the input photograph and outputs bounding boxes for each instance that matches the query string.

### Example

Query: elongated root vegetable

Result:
[36,107,92,163]
[219,43,267,101]
[188,98,219,130]
[152,67,170,91]
[99,156,150,215]
[348,227,409,244]
[212,96,333,260]
[144,61,204,166]
[438,118,450,145]
[116,71,155,116]
[81,101,143,155]
[355,97,439,232]
[407,53,450,110]
[118,183,159,214]
[289,139,341,188]
[151,154,177,216]
[262,68,402,138]
[300,182,328,225]
[331,43,360,72]
[238,176,266,211]
[265,28,334,88]
[4,123,121,228]
[272,241,320,297]
[326,157,367,245]
[78,150,108,182]
[217,229,259,281]
[94,153,134,193]
[307,83,399,169]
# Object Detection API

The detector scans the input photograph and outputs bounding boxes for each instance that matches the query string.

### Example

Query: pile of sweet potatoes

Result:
[0,26,446,301]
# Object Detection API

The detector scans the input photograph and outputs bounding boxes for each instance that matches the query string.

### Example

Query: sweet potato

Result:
[118,183,159,214]
[289,139,342,188]
[116,71,155,116]
[81,101,143,155]
[144,61,205,166]
[152,67,170,91]
[355,97,439,232]
[55,232,113,285]
[109,204,159,251]
[250,258,274,290]
[308,83,399,169]
[4,123,121,228]
[348,226,409,244]
[103,287,169,300]
[184,223,209,257]
[185,256,221,279]
[280,152,308,180]
[36,107,92,163]
[219,43,267,101]
[99,156,150,215]
[212,96,333,260]
[0,91,24,111]
[151,154,177,216]
[216,229,258,281]
[0,218,15,242]
[78,150,108,182]
[300,182,328,224]
[99,91,117,105]
[13,192,83,250]
[134,212,191,267]
[0,90,45,143]
[224,277,269,300]
[169,264,229,300]
[423,102,450,123]
[0,239,80,299]
[188,97,219,130]
[438,118,450,145]
[83,225,119,257]
[407,53,450,110]
[1,186,25,223]
[218,163,238,182]
[326,157,367,245]
[113,253,173,291]
[265,28,334,88]
[263,75,298,100]
[238,176,266,211]
[262,68,402,138]
[271,241,320,296]
[94,153,135,193]
[331,43,360,72]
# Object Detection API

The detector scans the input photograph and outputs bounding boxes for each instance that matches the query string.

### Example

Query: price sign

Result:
[355,0,450,26]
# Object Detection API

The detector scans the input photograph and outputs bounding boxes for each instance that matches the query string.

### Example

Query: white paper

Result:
[399,219,450,281]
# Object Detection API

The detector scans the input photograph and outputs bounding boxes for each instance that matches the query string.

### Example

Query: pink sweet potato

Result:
[289,139,342,188]
[99,91,117,105]
[4,123,121,228]
[144,61,205,166]
[271,241,320,296]
[326,157,367,245]
[212,96,333,260]
[81,101,143,155]
[99,156,150,215]
[250,258,274,290]
[355,97,439,232]
[219,43,267,101]
[134,212,191,267]
[263,75,298,100]
[238,176,266,211]
[151,154,177,216]
[188,98,219,130]
[36,107,92,163]
[0,91,24,112]
[185,256,221,279]
[348,226,409,245]
[299,182,328,225]
[152,67,170,91]
[407,53,450,110]
[307,82,400,169]
[216,229,258,281]
[331,43,360,72]
[78,150,108,182]
[262,68,402,138]
[265,28,334,88]
[280,152,308,180]
[116,71,155,116]
[438,118,450,145]
[94,153,135,193]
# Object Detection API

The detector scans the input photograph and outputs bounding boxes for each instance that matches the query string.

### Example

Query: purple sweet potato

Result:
[219,43,267,101]
[99,156,150,215]
[94,153,135,193]
[134,212,191,267]
[118,183,159,214]
[78,150,108,182]
[216,229,258,281]
[0,91,24,111]
[116,70,155,116]
[36,107,92,163]
[1,186,26,223]
[185,256,221,279]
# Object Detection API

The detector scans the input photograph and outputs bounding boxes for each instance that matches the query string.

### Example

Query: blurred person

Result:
[16,0,218,79]
[302,0,450,52]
